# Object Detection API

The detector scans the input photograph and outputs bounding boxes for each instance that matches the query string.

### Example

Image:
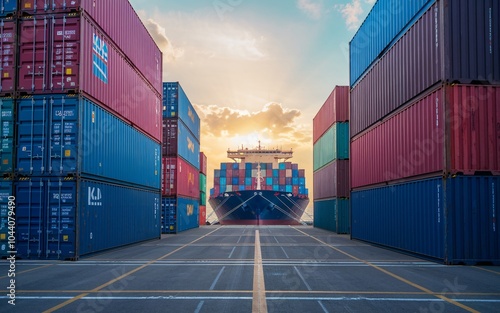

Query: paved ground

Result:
[1,225,499,312]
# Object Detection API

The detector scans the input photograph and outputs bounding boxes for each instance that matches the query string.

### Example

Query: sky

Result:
[128,0,376,221]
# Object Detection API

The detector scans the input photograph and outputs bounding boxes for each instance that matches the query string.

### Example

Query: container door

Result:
[17,97,47,175]
[0,19,16,94]
[0,97,14,172]
[48,95,78,175]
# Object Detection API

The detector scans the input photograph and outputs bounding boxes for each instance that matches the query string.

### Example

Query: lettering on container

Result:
[53,193,73,201]
[434,7,439,48]
[92,34,108,83]
[88,187,102,206]
[187,204,194,216]
[435,96,439,127]
[188,107,195,123]
[187,137,195,153]
[436,183,441,223]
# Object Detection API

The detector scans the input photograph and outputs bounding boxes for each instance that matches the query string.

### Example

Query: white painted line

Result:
[194,300,205,313]
[252,230,268,313]
[294,266,312,291]
[228,247,236,259]
[280,247,290,259]
[210,267,226,290]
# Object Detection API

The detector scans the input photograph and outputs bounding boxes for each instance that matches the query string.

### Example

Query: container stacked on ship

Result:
[12,1,163,260]
[199,152,207,226]
[162,82,201,233]
[313,86,350,234]
[350,0,500,264]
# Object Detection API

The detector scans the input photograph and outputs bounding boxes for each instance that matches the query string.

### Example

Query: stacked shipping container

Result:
[312,86,350,234]
[5,1,163,260]
[212,162,307,196]
[161,82,200,233]
[350,0,500,264]
[199,152,207,225]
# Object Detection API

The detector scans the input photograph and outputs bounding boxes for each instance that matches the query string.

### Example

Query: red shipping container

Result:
[239,177,245,185]
[162,157,200,198]
[313,86,349,143]
[19,0,163,94]
[351,84,500,189]
[292,185,299,195]
[17,14,162,142]
[200,152,207,175]
[199,205,206,226]
[351,1,500,137]
[239,169,245,177]
[214,177,220,186]
[279,177,286,185]
[313,160,350,199]
[0,19,16,96]
[266,169,273,177]
[299,170,305,177]
[213,186,220,196]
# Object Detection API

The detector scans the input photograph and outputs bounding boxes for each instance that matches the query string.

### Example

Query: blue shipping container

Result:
[0,178,13,257]
[162,82,200,141]
[350,0,435,87]
[16,95,161,189]
[352,176,500,264]
[314,198,350,234]
[0,97,14,173]
[0,0,17,16]
[16,177,160,260]
[162,197,199,234]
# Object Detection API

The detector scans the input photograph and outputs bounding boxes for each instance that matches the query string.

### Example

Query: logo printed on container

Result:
[92,33,108,83]
[88,187,102,206]
[188,107,195,123]
[187,137,195,153]
[187,204,194,216]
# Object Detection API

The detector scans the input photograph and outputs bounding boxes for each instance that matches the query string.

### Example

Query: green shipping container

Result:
[0,98,14,173]
[314,198,350,234]
[200,173,207,193]
[313,122,349,171]
[200,191,206,206]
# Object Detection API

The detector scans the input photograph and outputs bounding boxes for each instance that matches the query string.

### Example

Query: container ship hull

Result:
[209,190,309,225]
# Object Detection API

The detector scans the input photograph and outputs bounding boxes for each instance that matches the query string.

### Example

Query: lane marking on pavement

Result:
[196,266,226,312]
[42,227,222,313]
[292,227,480,313]
[473,266,500,275]
[252,230,268,313]
[228,247,236,259]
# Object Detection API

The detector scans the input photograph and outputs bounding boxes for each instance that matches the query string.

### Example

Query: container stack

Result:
[212,162,307,196]
[162,82,200,233]
[8,1,164,260]
[350,0,500,264]
[312,86,350,234]
[199,152,207,226]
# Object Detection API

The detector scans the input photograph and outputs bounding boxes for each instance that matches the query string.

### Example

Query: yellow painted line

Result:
[292,227,480,313]
[43,227,222,313]
[252,230,268,313]
[473,266,500,275]
[0,264,54,279]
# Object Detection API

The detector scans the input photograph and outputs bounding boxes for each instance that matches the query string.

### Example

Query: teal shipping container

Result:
[163,82,200,141]
[313,122,349,171]
[314,198,350,234]
[0,97,14,173]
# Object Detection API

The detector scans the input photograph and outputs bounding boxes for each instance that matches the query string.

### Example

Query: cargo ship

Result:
[209,143,309,225]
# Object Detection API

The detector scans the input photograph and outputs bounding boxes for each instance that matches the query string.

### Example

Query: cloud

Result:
[196,102,311,146]
[336,0,364,31]
[143,18,185,62]
[297,0,323,20]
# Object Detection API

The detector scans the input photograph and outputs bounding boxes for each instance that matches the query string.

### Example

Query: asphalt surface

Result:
[1,225,499,313]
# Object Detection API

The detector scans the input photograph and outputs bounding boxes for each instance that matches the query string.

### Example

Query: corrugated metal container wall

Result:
[161,197,199,234]
[19,0,163,94]
[447,85,500,175]
[313,198,350,234]
[313,86,349,143]
[351,87,444,188]
[0,0,16,16]
[350,1,500,137]
[163,82,201,141]
[313,123,349,171]
[199,205,206,226]
[162,119,200,169]
[352,176,500,264]
[17,14,162,142]
[200,152,207,175]
[0,178,13,258]
[0,18,16,95]
[16,177,161,259]
[16,95,161,189]
[349,0,435,86]
[200,173,206,194]
[161,157,200,198]
[0,97,14,172]
[313,160,350,199]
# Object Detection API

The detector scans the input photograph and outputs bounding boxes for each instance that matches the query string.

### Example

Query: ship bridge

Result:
[227,142,293,168]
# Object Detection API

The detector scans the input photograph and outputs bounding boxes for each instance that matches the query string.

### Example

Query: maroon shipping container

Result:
[299,169,305,177]
[0,18,16,95]
[17,14,162,142]
[313,86,349,143]
[350,0,500,137]
[351,84,500,189]
[313,160,350,199]
[162,157,200,198]
[200,152,207,175]
[19,0,162,94]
